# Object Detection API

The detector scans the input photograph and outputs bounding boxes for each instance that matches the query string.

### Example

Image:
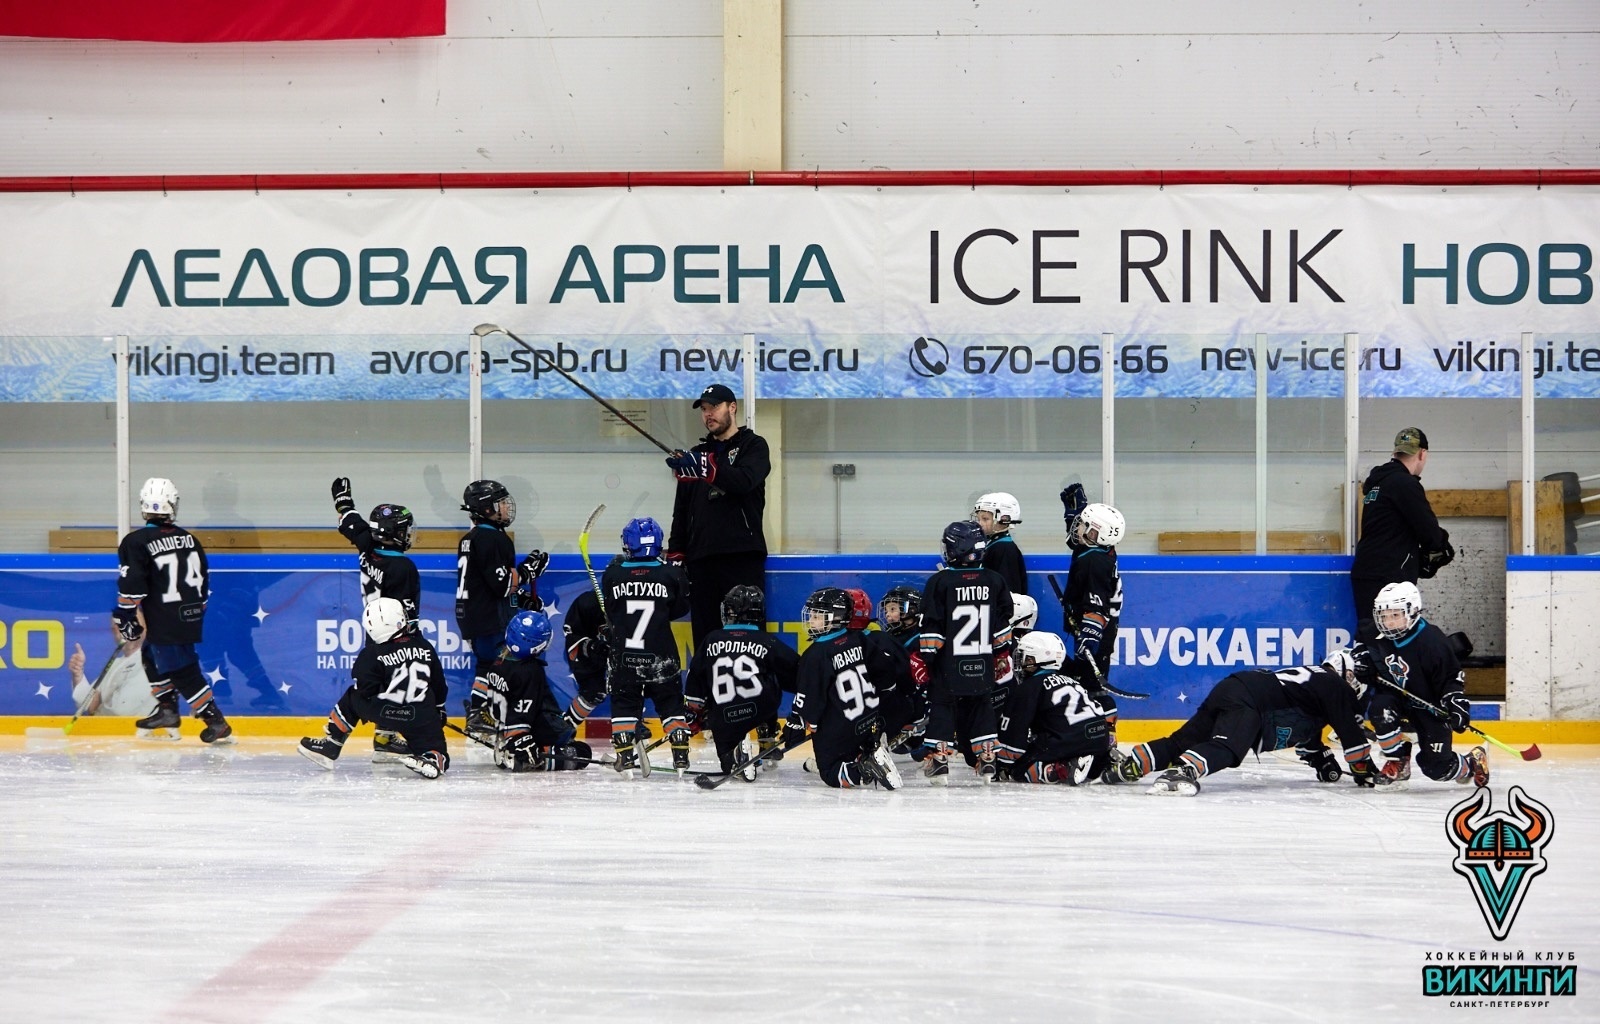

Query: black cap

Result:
[693,383,737,408]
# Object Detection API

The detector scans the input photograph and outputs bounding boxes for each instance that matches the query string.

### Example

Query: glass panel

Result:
[1534,333,1600,557]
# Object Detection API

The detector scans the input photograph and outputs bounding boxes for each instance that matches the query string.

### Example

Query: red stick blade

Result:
[1520,744,1542,761]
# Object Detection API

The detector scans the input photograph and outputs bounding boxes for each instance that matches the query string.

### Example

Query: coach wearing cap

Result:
[1351,426,1455,641]
[664,383,772,647]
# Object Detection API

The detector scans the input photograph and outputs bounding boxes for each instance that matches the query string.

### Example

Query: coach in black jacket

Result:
[665,383,772,647]
[1351,426,1454,640]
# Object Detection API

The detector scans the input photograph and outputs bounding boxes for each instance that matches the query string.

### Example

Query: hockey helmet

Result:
[1011,593,1039,630]
[803,587,852,639]
[362,597,410,645]
[1373,581,1424,640]
[369,503,415,552]
[1015,631,1068,674]
[941,520,988,567]
[972,492,1022,534]
[139,477,180,521]
[720,585,766,627]
[461,479,515,526]
[621,517,664,560]
[504,609,554,658]
[1071,503,1125,548]
[845,588,874,631]
[878,585,923,634]
[1321,645,1375,696]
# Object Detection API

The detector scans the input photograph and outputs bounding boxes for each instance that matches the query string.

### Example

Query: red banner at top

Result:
[0,1,445,42]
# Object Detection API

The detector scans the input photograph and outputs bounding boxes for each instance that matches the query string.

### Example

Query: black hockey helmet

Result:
[941,519,987,567]
[461,479,515,526]
[720,584,766,627]
[878,585,923,635]
[803,587,852,639]
[369,503,415,552]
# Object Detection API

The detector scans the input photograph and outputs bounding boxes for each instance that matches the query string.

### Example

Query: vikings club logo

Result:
[1446,786,1553,941]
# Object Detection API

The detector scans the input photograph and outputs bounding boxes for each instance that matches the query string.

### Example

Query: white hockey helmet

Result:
[972,492,1022,532]
[1011,593,1039,630]
[1373,581,1424,640]
[138,477,180,520]
[1071,503,1125,547]
[1322,647,1358,691]
[362,597,410,645]
[1015,631,1068,674]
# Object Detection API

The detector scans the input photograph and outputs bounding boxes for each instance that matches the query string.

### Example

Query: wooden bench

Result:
[49,527,491,553]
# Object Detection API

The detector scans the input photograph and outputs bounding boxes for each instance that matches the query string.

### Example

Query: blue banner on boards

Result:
[0,554,1356,721]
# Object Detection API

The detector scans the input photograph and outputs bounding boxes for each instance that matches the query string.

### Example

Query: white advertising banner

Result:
[0,185,1595,400]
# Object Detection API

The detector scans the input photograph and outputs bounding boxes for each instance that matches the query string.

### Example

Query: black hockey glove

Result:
[1296,745,1342,783]
[1060,482,1088,523]
[112,604,143,643]
[515,590,544,612]
[1443,691,1471,733]
[331,476,356,517]
[780,720,810,750]
[518,549,549,582]
[1348,757,1387,788]
[1419,530,1454,579]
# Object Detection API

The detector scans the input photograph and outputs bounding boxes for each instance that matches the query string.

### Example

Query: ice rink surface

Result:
[4,733,1596,1024]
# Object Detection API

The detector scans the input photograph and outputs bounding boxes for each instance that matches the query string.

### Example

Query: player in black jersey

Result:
[917,521,1014,784]
[297,598,450,778]
[1106,649,1383,795]
[684,585,799,780]
[601,516,691,774]
[331,477,422,761]
[974,491,1028,597]
[1364,581,1489,787]
[996,631,1113,783]
[480,610,593,772]
[456,479,549,740]
[117,478,232,744]
[557,588,612,732]
[1061,502,1125,750]
[783,588,902,790]
[877,585,931,755]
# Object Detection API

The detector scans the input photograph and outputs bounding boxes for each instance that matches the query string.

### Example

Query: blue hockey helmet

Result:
[504,609,554,658]
[621,516,664,560]
[941,520,988,567]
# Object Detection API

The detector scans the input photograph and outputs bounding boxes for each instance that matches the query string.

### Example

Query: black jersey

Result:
[350,631,447,719]
[684,625,799,729]
[1366,620,1465,706]
[919,566,1014,697]
[601,557,689,669]
[560,588,609,686]
[790,628,899,736]
[981,534,1029,597]
[338,510,421,621]
[116,523,209,645]
[1231,665,1373,754]
[482,652,565,745]
[1062,544,1121,669]
[997,668,1112,760]
[455,522,516,637]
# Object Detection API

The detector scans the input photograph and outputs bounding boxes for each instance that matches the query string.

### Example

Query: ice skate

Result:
[735,737,760,782]
[135,702,181,740]
[1100,748,1144,785]
[399,750,446,779]
[801,756,818,774]
[611,731,640,777]
[669,727,692,777]
[372,730,410,764]
[198,709,234,745]
[1381,740,1413,782]
[1148,764,1201,796]
[297,736,343,769]
[464,702,497,745]
[858,735,903,791]
[922,753,950,787]
[1460,745,1490,788]
[756,722,784,764]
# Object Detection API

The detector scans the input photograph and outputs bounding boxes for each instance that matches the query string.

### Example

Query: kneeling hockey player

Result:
[684,585,799,780]
[784,587,903,790]
[298,597,450,779]
[485,609,593,772]
[995,631,1113,784]
[1105,648,1383,796]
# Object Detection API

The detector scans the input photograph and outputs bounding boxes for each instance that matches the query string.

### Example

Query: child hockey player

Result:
[995,630,1113,783]
[558,587,611,732]
[118,477,232,744]
[784,587,902,790]
[297,597,450,779]
[973,491,1028,596]
[1061,501,1125,762]
[601,516,691,775]
[483,609,593,772]
[684,585,799,780]
[877,585,930,755]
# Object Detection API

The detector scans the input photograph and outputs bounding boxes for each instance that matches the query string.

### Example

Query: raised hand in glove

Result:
[518,549,549,582]
[665,450,711,482]
[1443,691,1471,733]
[1060,482,1088,523]
[112,604,144,643]
[331,476,356,517]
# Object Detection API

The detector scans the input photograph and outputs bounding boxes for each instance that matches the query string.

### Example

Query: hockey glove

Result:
[1419,531,1455,580]
[112,604,143,643]
[665,450,704,481]
[515,590,544,612]
[1348,758,1387,788]
[1296,745,1342,783]
[331,476,356,517]
[518,549,549,582]
[1443,691,1471,733]
[661,550,685,567]
[992,652,1012,682]
[780,720,810,750]
[1059,482,1088,523]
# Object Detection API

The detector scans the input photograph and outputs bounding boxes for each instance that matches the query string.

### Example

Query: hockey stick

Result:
[1047,574,1064,603]
[473,324,678,454]
[695,734,807,790]
[1368,674,1541,761]
[1076,648,1150,700]
[63,641,133,735]
[578,503,607,615]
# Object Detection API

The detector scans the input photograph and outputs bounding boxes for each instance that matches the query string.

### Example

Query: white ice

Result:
[4,734,1597,1024]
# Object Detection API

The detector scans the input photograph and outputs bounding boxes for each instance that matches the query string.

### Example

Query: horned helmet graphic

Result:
[1446,785,1554,941]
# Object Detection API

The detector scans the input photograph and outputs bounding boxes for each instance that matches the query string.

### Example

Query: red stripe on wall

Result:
[0,1,445,43]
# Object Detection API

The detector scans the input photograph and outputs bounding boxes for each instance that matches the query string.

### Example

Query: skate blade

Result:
[296,746,338,771]
[371,751,405,764]
[1147,781,1199,796]
[136,727,182,742]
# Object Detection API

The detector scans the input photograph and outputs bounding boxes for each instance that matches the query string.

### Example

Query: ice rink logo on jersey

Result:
[1446,785,1553,941]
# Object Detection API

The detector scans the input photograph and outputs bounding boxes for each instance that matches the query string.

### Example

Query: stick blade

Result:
[1521,744,1542,761]
[694,773,727,790]
[472,323,503,337]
